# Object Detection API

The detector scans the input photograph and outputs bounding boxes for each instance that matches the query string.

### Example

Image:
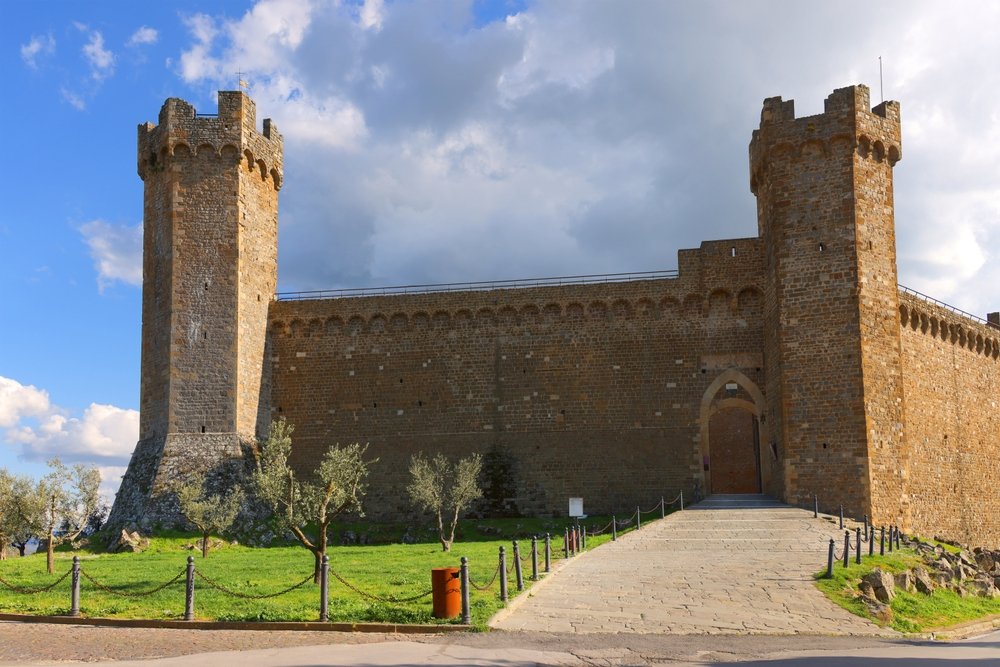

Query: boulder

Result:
[913,568,935,595]
[975,551,996,572]
[859,580,876,599]
[862,568,896,603]
[894,571,914,593]
[967,576,999,598]
[110,529,148,554]
[863,598,894,624]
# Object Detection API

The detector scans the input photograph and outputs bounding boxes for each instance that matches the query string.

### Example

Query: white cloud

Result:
[127,26,159,47]
[0,377,139,465]
[20,34,55,69]
[80,27,115,80]
[60,87,86,111]
[79,220,143,291]
[0,377,138,469]
[359,0,384,31]
[167,0,1000,321]
[0,377,50,429]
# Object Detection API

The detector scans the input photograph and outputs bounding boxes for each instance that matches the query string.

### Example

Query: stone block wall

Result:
[267,238,767,518]
[898,292,1000,546]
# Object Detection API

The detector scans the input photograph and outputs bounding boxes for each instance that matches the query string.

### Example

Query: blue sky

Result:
[3,0,1000,501]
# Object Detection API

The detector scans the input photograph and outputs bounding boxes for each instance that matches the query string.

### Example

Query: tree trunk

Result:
[312,548,322,584]
[47,494,56,574]
[202,532,210,558]
[46,527,54,575]
[16,543,26,557]
[313,522,329,584]
[0,540,6,561]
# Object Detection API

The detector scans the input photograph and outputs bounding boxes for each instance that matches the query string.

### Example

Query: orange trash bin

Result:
[431,567,461,619]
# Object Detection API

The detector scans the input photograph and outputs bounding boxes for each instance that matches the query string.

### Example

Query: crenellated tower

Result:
[109,91,282,529]
[750,85,907,524]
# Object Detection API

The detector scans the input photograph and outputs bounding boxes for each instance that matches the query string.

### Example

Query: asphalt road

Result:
[1,625,998,666]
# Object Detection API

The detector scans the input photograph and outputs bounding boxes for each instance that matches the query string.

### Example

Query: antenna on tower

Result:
[878,56,884,103]
[237,69,248,91]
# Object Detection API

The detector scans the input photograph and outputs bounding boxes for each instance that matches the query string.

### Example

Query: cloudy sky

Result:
[2,0,998,501]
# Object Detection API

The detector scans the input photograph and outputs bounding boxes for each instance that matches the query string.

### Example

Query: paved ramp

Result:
[492,494,891,635]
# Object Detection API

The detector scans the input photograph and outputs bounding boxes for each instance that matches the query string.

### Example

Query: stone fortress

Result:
[108,84,1000,549]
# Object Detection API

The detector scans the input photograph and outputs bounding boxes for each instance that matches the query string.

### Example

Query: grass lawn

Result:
[0,515,637,627]
[814,546,1000,633]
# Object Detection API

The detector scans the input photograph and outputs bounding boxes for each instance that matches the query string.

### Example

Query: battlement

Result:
[749,85,901,195]
[137,91,283,189]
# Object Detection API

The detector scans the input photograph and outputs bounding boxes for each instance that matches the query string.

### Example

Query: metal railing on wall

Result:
[898,284,989,326]
[275,270,679,301]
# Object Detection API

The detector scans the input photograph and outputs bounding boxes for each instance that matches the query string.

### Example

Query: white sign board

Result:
[568,497,584,518]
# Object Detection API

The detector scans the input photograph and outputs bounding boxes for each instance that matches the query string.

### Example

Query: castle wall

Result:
[267,238,767,518]
[898,292,1000,546]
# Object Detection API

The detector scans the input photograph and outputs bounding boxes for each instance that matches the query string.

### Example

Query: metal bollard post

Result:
[564,528,570,559]
[499,546,508,603]
[319,554,329,622]
[843,532,850,568]
[863,514,869,535]
[839,505,844,530]
[70,556,80,617]
[855,527,862,564]
[869,525,875,557]
[513,541,524,592]
[460,557,471,625]
[581,525,587,550]
[827,538,835,578]
[888,526,894,553]
[661,496,665,519]
[612,515,617,541]
[184,555,195,621]
[814,494,819,518]
[680,490,684,511]
[637,506,641,530]
[531,536,539,581]
[896,526,901,550]
[880,526,885,556]
[544,533,551,572]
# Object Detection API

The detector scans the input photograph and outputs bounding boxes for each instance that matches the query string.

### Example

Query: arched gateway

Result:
[699,369,768,495]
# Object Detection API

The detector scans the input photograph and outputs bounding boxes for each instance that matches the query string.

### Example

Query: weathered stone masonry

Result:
[109,87,1000,549]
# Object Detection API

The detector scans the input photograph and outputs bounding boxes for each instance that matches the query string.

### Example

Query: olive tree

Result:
[2,473,47,558]
[407,453,483,552]
[176,473,245,558]
[251,419,375,582]
[40,459,101,574]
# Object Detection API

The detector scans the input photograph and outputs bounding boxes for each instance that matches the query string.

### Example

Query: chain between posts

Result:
[328,569,433,604]
[0,568,72,594]
[468,562,501,591]
[80,568,186,599]
[194,570,314,600]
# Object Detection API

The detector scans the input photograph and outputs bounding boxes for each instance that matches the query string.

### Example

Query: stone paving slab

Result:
[492,494,894,636]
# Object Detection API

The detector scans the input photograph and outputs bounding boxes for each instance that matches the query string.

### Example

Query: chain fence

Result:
[194,570,314,600]
[814,493,911,578]
[0,569,71,594]
[80,569,186,599]
[328,568,433,604]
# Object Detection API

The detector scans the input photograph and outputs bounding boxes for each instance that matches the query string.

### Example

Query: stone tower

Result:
[750,85,906,522]
[108,91,282,529]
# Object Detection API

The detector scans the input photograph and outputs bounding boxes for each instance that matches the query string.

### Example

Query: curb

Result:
[919,614,1000,641]
[0,612,471,633]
